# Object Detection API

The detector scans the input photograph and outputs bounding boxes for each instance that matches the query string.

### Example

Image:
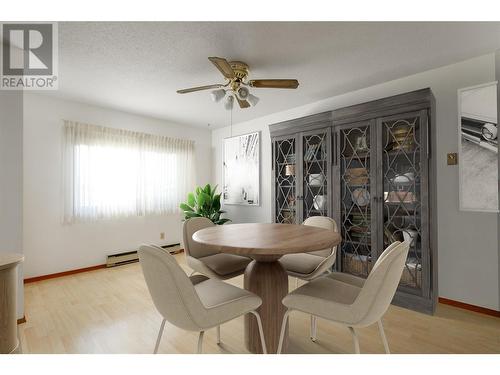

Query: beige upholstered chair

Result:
[279,216,338,288]
[138,245,267,354]
[277,241,410,354]
[183,217,251,279]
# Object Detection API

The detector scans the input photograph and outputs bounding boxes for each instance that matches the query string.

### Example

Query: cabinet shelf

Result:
[341,149,421,160]
[306,184,327,188]
[384,201,418,206]
[345,183,370,188]
[304,158,328,163]
[384,149,419,156]
[307,209,327,214]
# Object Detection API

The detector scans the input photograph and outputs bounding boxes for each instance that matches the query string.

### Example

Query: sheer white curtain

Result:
[62,121,195,223]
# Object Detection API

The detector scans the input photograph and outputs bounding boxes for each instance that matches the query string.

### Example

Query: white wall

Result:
[23,93,212,278]
[0,91,24,319]
[212,54,499,310]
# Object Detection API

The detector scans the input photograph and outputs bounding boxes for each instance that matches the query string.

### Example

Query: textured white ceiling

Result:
[50,22,500,128]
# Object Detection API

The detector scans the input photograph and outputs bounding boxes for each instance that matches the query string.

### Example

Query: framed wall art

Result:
[223,131,260,205]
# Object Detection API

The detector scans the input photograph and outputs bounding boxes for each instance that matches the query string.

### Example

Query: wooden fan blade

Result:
[236,97,250,109]
[248,79,299,89]
[208,57,235,79]
[176,84,223,94]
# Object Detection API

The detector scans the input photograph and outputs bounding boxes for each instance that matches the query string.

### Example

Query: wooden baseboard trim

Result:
[439,297,500,318]
[170,248,184,255]
[24,264,107,284]
[24,249,184,284]
[17,316,26,324]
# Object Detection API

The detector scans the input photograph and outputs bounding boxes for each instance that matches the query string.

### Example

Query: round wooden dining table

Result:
[192,223,341,354]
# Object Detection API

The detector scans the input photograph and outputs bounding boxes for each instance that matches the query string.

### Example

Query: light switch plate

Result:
[447,153,458,165]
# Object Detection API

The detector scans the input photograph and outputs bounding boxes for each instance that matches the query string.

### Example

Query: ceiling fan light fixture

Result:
[177,57,299,109]
[210,89,226,103]
[236,86,250,100]
[247,94,259,107]
[224,94,234,110]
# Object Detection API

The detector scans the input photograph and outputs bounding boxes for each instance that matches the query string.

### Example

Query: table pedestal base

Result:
[244,260,289,354]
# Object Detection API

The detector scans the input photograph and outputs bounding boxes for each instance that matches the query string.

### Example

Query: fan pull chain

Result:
[230,103,233,137]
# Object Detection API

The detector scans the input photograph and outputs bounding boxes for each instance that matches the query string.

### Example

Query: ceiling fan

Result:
[176,57,299,109]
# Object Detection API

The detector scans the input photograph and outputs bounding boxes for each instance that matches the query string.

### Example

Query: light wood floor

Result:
[19,254,500,354]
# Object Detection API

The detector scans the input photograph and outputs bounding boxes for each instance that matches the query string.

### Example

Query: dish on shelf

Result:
[387,191,416,203]
[308,173,325,186]
[313,195,327,210]
[352,188,370,206]
[346,167,369,185]
[391,124,414,139]
[387,141,415,152]
[390,172,415,184]
[285,164,295,176]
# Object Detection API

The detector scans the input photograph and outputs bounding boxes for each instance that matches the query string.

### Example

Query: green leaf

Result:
[198,192,210,208]
[213,194,221,211]
[180,203,194,212]
[187,193,196,207]
[215,218,231,225]
[185,211,201,218]
[212,211,221,222]
[210,185,218,199]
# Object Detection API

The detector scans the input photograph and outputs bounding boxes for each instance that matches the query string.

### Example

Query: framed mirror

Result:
[458,81,499,212]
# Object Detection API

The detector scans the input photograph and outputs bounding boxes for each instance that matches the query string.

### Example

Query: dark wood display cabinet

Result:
[270,89,437,314]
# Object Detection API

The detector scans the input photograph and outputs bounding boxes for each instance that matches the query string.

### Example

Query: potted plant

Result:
[179,184,230,225]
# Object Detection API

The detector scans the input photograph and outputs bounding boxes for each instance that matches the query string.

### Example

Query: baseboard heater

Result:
[106,243,182,267]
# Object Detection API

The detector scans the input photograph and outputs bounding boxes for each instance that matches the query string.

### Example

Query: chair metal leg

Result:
[197,331,205,354]
[154,318,166,354]
[348,326,360,354]
[377,320,390,354]
[310,315,317,342]
[249,310,267,354]
[216,325,221,345]
[277,309,291,354]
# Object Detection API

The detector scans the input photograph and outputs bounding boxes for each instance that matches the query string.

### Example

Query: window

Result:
[62,121,195,223]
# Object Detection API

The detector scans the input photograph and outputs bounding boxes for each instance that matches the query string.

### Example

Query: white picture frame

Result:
[223,131,260,206]
[457,81,499,213]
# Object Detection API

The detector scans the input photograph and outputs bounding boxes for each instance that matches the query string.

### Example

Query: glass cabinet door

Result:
[302,129,331,220]
[274,136,298,224]
[378,111,428,294]
[337,121,376,278]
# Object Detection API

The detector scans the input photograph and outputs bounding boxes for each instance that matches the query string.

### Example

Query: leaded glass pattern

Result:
[275,138,297,224]
[382,116,422,290]
[303,132,328,220]
[339,125,373,278]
